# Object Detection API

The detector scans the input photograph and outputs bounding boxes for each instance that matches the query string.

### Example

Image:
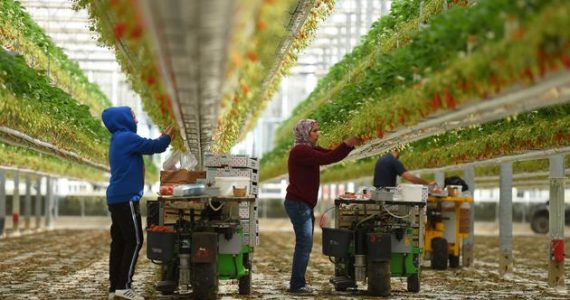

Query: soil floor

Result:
[0,217,569,299]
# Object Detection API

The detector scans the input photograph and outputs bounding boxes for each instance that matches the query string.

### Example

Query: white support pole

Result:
[35,176,42,229]
[0,170,5,236]
[435,171,445,188]
[262,197,267,219]
[463,166,476,267]
[45,176,53,228]
[548,154,565,288]
[24,174,31,231]
[54,180,59,218]
[12,171,20,232]
[499,162,513,277]
[80,197,85,218]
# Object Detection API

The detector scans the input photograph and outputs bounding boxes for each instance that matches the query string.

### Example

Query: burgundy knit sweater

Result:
[286,143,354,208]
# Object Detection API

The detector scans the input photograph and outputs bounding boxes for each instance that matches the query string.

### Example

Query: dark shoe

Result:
[288,286,315,294]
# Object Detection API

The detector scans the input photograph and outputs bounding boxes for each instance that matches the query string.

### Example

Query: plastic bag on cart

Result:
[179,151,197,170]
[162,151,180,170]
[163,150,198,170]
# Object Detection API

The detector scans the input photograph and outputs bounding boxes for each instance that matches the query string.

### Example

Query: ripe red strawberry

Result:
[113,23,127,39]
[431,93,441,111]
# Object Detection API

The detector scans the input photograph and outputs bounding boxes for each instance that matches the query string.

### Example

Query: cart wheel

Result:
[192,262,218,300]
[334,257,350,277]
[407,273,420,293]
[431,237,448,270]
[367,261,391,296]
[238,254,251,295]
[530,214,549,234]
[335,286,347,292]
[449,254,460,268]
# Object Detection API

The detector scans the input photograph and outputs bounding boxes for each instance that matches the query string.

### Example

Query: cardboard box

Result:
[160,170,206,185]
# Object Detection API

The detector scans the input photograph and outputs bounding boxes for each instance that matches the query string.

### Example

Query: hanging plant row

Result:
[0,0,111,116]
[0,141,160,184]
[0,51,110,165]
[274,0,457,145]
[260,0,570,181]
[313,0,567,147]
[317,103,570,184]
[0,141,105,183]
[212,0,335,153]
[72,0,184,150]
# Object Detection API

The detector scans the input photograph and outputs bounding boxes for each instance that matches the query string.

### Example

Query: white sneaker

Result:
[114,289,144,300]
[108,292,115,300]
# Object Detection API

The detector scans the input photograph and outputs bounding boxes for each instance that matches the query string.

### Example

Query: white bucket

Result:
[214,176,250,196]
[399,184,428,202]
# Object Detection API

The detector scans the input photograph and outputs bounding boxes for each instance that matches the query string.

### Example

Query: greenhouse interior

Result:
[0,0,569,299]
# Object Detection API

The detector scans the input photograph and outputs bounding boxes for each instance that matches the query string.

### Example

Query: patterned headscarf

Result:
[294,119,317,147]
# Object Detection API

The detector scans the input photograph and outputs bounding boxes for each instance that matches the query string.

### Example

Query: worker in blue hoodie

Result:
[102,106,175,300]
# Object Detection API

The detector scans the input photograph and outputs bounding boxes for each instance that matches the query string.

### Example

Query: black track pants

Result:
[108,201,143,292]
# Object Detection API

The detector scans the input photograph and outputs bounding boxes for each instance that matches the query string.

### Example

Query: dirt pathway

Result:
[0,222,569,299]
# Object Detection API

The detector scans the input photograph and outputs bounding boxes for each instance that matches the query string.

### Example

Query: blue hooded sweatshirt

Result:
[102,106,171,205]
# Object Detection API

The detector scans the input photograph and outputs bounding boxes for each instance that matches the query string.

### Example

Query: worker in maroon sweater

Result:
[284,119,360,293]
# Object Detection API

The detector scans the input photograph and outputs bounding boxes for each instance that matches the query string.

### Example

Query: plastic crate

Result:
[204,154,258,169]
[206,167,259,183]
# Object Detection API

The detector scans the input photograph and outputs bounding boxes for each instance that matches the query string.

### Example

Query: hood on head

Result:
[102,106,137,133]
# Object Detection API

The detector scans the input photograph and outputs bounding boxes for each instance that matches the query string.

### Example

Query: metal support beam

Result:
[35,176,42,229]
[463,166,475,267]
[45,176,53,228]
[24,174,32,231]
[499,162,513,277]
[12,171,20,232]
[54,181,59,218]
[81,197,85,218]
[548,154,565,288]
[0,170,5,236]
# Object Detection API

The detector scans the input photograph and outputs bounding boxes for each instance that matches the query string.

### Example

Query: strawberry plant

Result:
[0,50,109,165]
[0,141,105,182]
[273,0,451,145]
[73,0,184,150]
[317,103,570,184]
[260,0,570,182]
[0,0,111,116]
[213,0,335,153]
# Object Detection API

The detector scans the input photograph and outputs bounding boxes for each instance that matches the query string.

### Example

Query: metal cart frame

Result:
[324,198,426,296]
[147,195,257,299]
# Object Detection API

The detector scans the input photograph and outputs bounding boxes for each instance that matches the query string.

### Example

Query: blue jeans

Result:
[284,199,315,290]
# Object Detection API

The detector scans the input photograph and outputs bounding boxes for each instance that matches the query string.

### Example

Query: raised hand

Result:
[162,125,176,141]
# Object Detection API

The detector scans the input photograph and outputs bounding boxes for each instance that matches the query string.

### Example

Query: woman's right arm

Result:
[293,141,356,166]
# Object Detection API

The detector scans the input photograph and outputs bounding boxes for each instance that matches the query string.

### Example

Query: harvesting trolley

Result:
[146,195,257,300]
[322,186,426,297]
